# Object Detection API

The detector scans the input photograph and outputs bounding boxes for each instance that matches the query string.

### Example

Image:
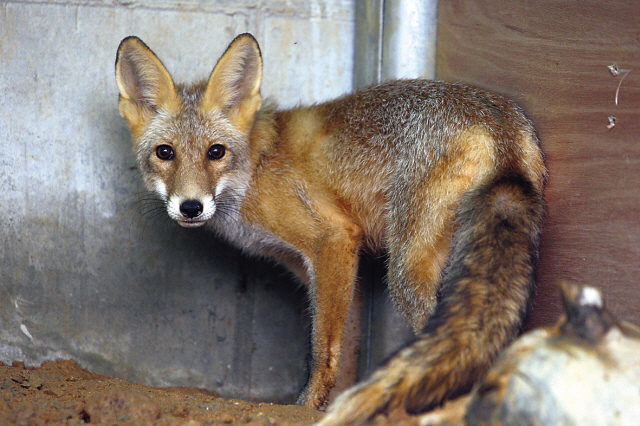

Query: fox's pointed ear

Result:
[201,34,262,134]
[115,36,178,134]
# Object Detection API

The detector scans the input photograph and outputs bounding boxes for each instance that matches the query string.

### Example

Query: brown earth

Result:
[0,360,323,426]
[0,360,424,426]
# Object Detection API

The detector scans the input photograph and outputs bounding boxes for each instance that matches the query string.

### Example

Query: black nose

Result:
[180,200,203,219]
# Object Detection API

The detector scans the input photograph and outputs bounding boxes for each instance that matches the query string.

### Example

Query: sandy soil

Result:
[0,360,436,426]
[0,360,324,426]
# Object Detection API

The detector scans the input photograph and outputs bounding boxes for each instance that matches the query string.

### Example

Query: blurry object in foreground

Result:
[412,281,640,426]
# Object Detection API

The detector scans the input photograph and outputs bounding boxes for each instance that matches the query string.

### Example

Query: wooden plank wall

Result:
[437,1,640,328]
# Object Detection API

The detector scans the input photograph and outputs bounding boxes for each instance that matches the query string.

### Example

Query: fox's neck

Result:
[246,101,292,171]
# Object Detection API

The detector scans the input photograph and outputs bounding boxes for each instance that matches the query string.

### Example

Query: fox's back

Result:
[315,80,542,181]
[269,80,544,247]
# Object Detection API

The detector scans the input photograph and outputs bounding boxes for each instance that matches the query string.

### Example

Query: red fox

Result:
[115,33,546,422]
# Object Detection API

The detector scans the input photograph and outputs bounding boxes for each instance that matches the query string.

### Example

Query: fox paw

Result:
[298,388,330,411]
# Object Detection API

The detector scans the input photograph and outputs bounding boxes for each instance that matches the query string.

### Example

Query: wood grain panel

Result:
[437,0,640,328]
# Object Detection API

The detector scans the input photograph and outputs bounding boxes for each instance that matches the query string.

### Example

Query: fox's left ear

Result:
[202,34,263,134]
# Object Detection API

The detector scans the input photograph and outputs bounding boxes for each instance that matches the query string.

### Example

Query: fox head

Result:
[115,34,262,227]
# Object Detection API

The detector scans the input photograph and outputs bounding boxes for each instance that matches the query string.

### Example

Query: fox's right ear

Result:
[115,36,178,134]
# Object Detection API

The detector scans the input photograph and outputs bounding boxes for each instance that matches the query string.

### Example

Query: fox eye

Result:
[156,144,175,160]
[207,144,226,160]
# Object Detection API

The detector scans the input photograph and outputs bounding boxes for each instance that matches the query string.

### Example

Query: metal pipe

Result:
[382,0,438,80]
[354,0,438,88]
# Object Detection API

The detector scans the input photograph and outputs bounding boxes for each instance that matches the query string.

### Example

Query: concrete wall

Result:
[0,0,356,403]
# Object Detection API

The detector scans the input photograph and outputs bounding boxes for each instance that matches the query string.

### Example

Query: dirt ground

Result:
[0,360,424,426]
[0,360,323,426]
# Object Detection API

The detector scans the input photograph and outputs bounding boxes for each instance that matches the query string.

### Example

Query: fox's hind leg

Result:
[386,207,455,332]
[386,145,494,331]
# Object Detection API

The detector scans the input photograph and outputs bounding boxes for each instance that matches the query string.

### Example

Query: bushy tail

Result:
[317,172,545,425]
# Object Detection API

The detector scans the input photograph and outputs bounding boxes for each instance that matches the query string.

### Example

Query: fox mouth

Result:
[176,218,208,228]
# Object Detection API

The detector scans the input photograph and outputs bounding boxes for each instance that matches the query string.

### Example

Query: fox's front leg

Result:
[297,221,363,410]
